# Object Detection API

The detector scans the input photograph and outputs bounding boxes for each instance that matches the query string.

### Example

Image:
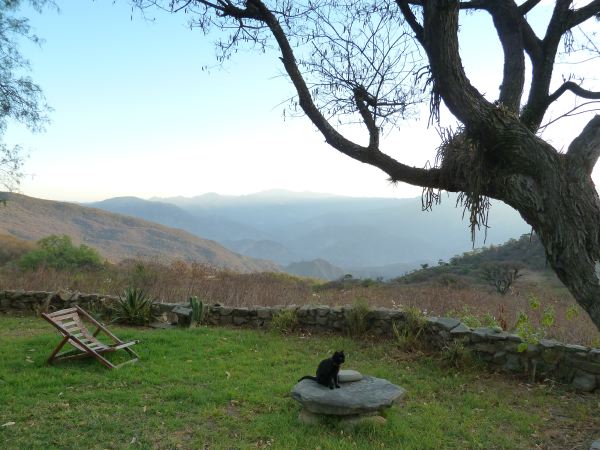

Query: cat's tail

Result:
[298,375,318,382]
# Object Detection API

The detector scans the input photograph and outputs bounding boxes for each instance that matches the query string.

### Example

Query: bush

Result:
[393,307,428,352]
[19,235,103,271]
[439,339,474,370]
[112,287,158,326]
[345,298,370,338]
[448,306,500,329]
[270,308,298,334]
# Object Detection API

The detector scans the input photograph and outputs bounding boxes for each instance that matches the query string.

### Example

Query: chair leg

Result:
[123,346,140,359]
[113,357,139,369]
[47,336,70,365]
[87,349,116,369]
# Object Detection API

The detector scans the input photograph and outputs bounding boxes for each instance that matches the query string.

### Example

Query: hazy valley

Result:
[88,190,530,279]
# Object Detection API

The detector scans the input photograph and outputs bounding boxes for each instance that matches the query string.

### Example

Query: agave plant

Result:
[112,287,157,326]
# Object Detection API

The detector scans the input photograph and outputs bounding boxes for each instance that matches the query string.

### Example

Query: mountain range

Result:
[87,190,531,279]
[0,192,278,273]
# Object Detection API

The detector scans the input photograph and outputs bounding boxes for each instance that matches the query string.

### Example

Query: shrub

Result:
[439,339,474,370]
[448,306,500,329]
[436,274,469,289]
[19,235,103,271]
[270,308,298,334]
[393,307,428,352]
[345,298,370,338]
[512,295,550,350]
[112,287,158,326]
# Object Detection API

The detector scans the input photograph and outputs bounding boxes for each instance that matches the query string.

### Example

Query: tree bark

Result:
[504,170,600,328]
[485,117,600,329]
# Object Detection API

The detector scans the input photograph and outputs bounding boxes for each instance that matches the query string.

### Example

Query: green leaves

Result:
[112,287,158,326]
[18,234,103,271]
[515,296,557,350]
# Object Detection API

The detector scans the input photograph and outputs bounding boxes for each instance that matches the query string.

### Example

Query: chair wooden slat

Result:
[42,306,139,370]
[45,307,78,317]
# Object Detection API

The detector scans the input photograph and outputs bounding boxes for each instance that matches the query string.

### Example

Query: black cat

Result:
[298,350,345,389]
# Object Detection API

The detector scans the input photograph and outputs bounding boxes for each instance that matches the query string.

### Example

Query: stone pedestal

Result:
[298,408,387,430]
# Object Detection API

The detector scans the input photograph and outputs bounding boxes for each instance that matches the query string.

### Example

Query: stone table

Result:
[291,374,406,427]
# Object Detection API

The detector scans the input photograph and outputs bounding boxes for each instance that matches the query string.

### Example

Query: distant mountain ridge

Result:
[284,258,346,280]
[0,192,278,273]
[88,190,530,280]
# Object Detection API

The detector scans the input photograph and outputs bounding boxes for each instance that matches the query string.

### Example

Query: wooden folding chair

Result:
[42,306,140,369]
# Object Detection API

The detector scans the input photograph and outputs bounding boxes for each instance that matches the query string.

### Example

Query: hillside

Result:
[284,258,346,280]
[0,193,278,273]
[395,234,555,285]
[94,190,530,276]
[88,197,263,242]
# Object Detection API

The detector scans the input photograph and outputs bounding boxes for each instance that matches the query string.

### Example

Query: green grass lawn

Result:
[0,317,598,450]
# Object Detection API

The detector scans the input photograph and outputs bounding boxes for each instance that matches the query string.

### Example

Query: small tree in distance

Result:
[480,262,522,296]
[132,0,600,330]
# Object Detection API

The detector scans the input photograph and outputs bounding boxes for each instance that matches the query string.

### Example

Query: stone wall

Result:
[0,289,118,315]
[2,289,599,392]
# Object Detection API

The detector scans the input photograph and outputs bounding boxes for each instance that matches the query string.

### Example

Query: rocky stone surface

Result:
[298,409,387,429]
[590,439,600,450]
[572,372,597,392]
[338,369,363,383]
[291,375,405,416]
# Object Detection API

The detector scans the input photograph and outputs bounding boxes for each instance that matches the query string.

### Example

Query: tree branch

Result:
[243,0,447,190]
[396,0,424,44]
[566,115,600,175]
[486,0,526,111]
[547,81,600,105]
[520,0,571,130]
[353,86,379,149]
[518,0,543,15]
[420,0,497,134]
[568,0,600,30]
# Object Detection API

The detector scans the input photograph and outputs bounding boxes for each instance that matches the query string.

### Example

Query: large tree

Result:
[0,0,51,192]
[134,0,600,329]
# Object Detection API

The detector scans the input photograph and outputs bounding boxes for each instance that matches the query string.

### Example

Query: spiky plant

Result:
[189,296,206,327]
[112,287,157,326]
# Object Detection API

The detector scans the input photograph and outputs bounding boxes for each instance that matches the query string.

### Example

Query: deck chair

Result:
[42,306,140,369]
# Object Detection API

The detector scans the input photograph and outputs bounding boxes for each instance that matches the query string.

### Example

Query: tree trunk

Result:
[496,152,600,329]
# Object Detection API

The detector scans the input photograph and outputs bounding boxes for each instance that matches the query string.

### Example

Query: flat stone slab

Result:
[338,370,363,383]
[590,439,600,450]
[291,375,406,416]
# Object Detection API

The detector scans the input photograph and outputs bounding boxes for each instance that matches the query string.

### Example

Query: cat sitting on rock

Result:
[298,350,345,389]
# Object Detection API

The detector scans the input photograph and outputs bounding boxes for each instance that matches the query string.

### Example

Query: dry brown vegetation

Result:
[0,194,276,272]
[1,257,598,346]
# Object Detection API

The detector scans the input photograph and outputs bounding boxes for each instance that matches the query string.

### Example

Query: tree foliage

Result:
[0,0,53,191]
[132,0,600,330]
[19,235,103,271]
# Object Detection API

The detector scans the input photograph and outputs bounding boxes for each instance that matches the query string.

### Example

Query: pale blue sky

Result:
[5,0,598,202]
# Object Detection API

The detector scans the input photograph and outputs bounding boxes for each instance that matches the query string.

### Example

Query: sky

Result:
[4,0,599,202]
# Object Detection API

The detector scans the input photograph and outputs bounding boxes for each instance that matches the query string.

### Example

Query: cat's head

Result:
[332,350,345,364]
